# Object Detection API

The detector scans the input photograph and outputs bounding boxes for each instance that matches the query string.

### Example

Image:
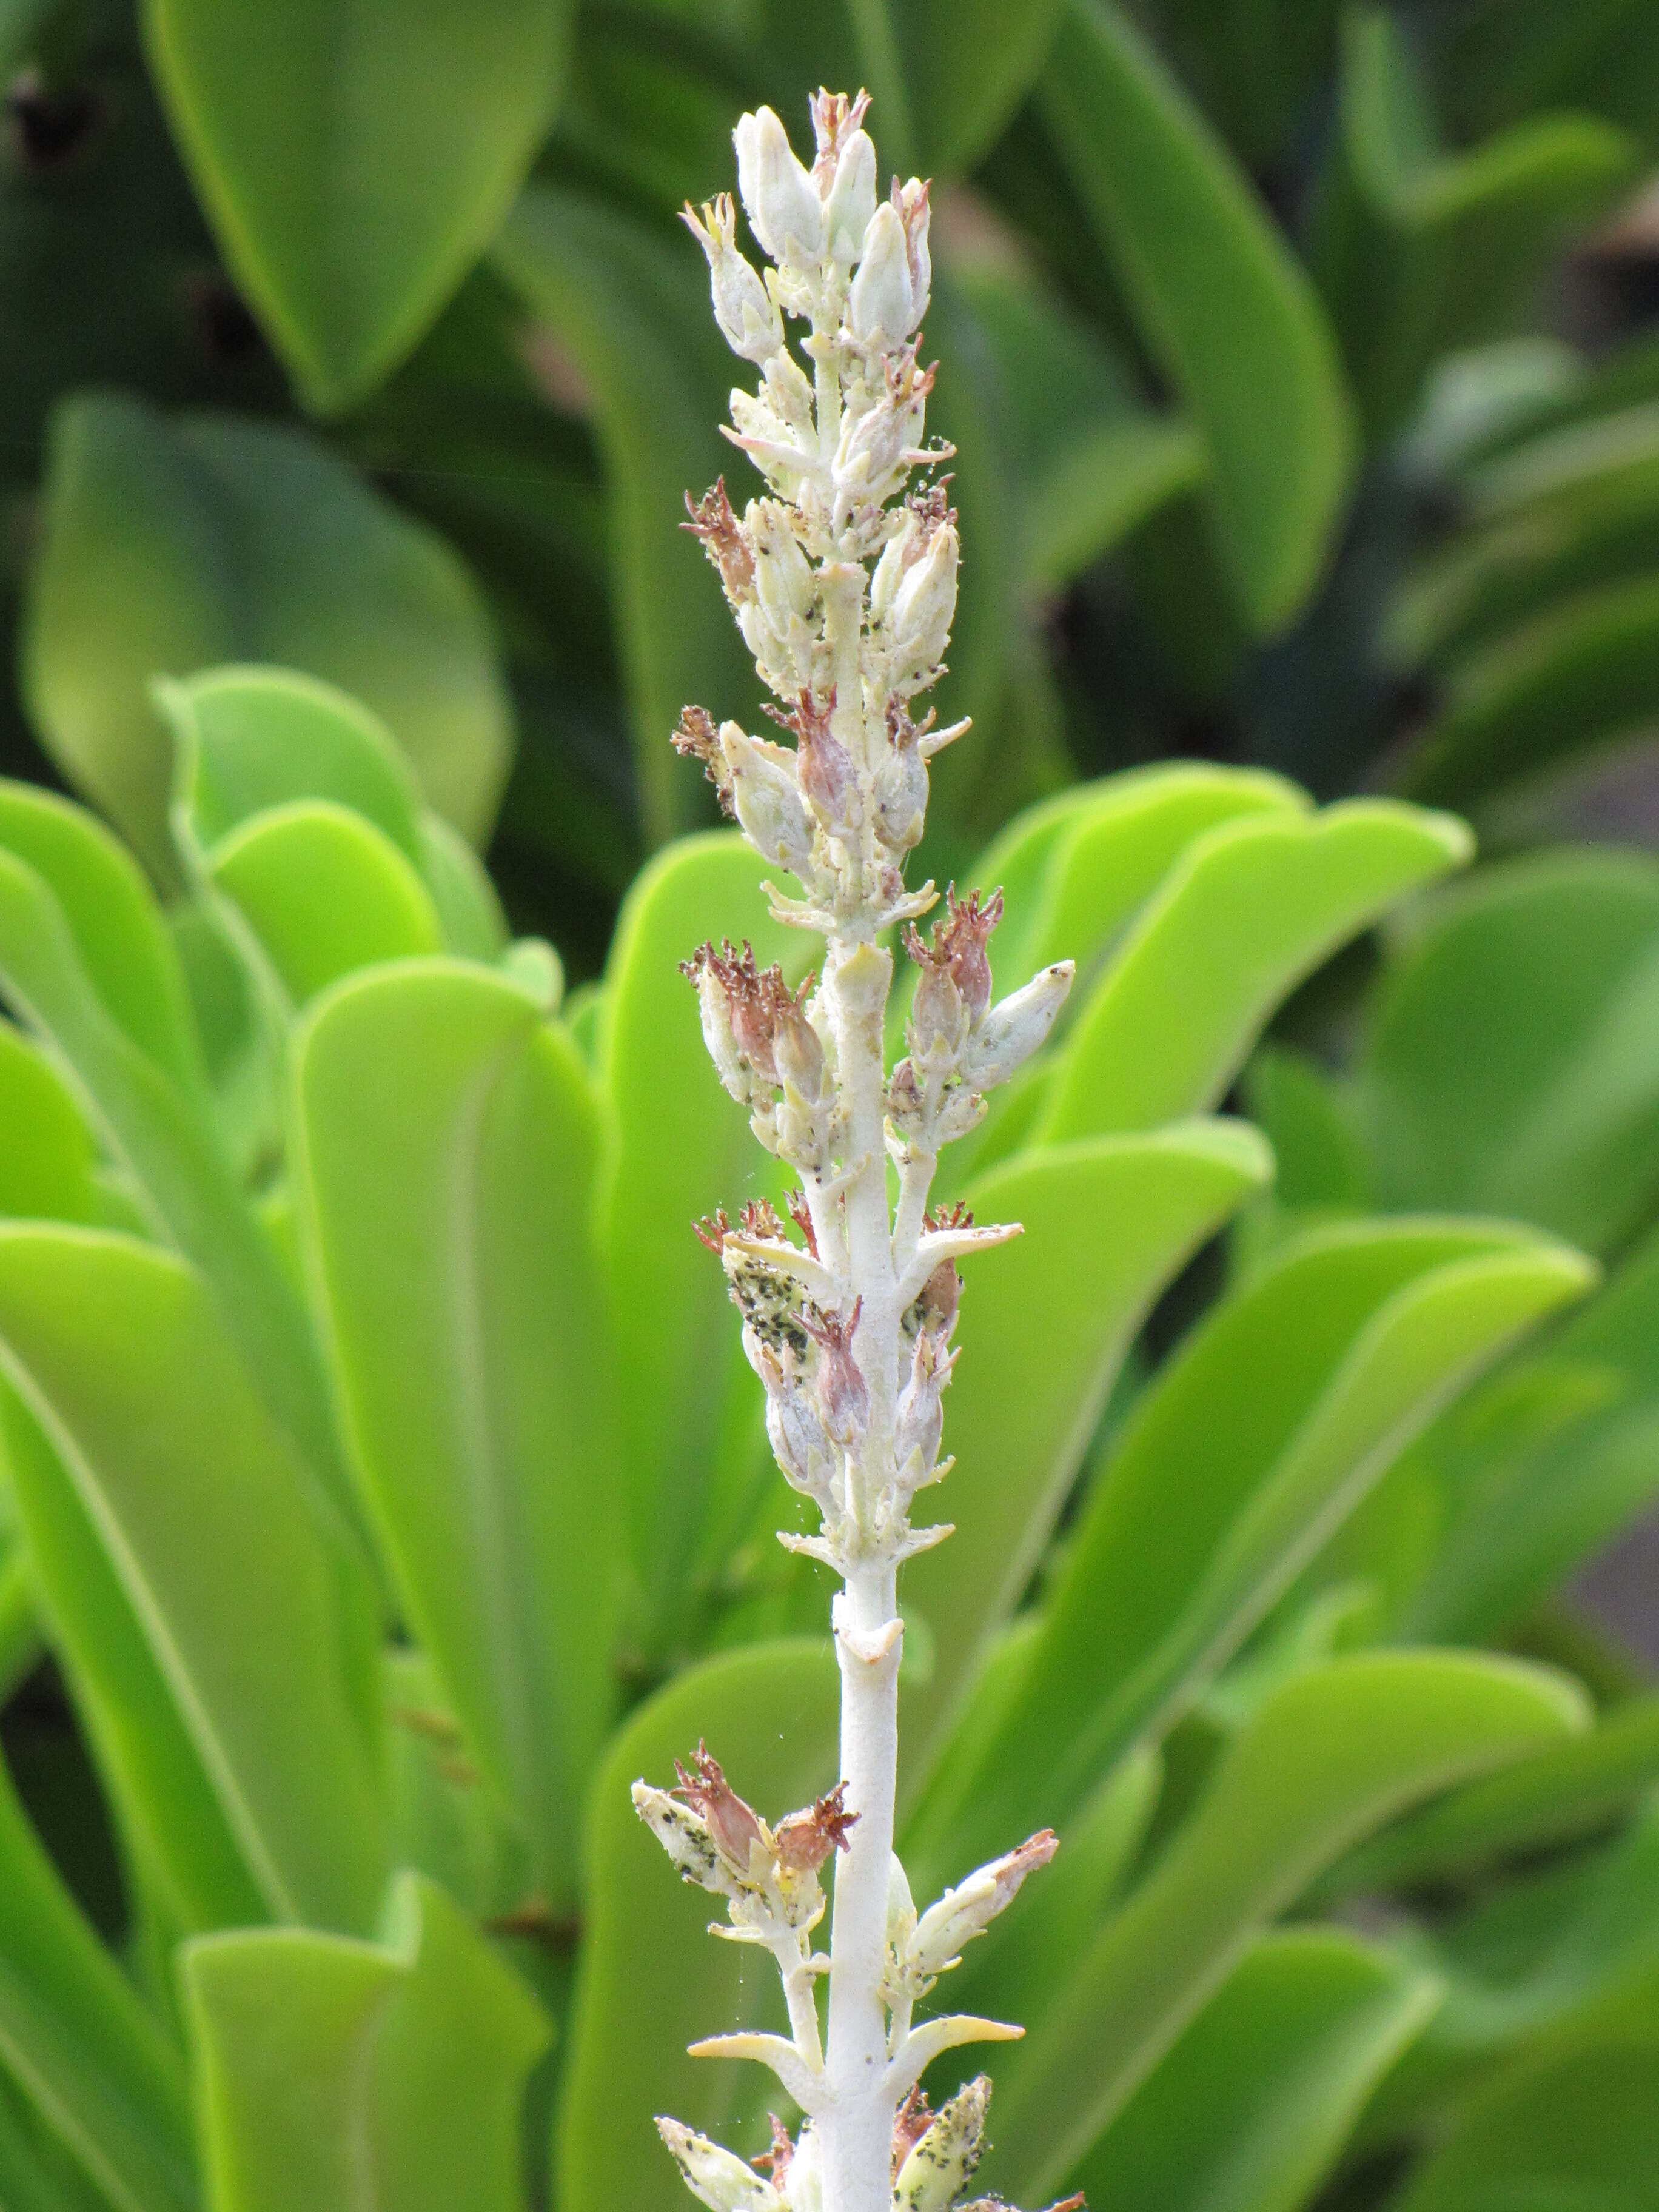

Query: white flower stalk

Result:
[641,89,1079,2212]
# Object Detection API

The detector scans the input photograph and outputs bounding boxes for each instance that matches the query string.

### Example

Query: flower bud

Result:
[791,692,863,839]
[683,947,751,1104]
[773,1782,858,1874]
[895,178,932,332]
[823,129,877,262]
[750,502,817,625]
[888,517,958,688]
[850,201,913,340]
[657,2117,782,2212]
[893,2078,991,2212]
[632,1781,733,1897]
[869,512,917,625]
[805,1301,868,1446]
[871,731,928,852]
[719,725,814,877]
[908,1831,1059,1980]
[734,106,822,266]
[782,2125,823,2212]
[896,1327,952,1487]
[683,195,783,363]
[764,1363,833,1500]
[965,962,1074,1091]
[773,991,829,1103]
[910,960,967,1068]
[672,1745,771,1877]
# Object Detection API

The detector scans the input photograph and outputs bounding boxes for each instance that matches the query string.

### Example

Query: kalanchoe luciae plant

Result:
[632,90,1076,2212]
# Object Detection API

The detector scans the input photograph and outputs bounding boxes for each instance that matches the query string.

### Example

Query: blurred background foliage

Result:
[7,0,1659,977]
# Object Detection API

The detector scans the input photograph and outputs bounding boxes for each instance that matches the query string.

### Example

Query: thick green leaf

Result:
[210,805,444,1005]
[899,1121,1274,1789]
[142,0,570,411]
[1393,2028,1659,2212]
[1064,1927,1440,2212]
[1329,1690,1659,1895]
[0,839,352,1517]
[163,666,425,868]
[0,1025,98,1227]
[183,1872,549,2212]
[0,1228,387,1932]
[1037,0,1356,632]
[594,835,800,1650]
[915,1221,1594,1883]
[1314,7,1635,437]
[492,191,752,846]
[0,1740,195,2212]
[0,1381,265,1936]
[1355,847,1659,1252]
[294,962,622,1909]
[0,785,204,1096]
[1037,800,1470,1144]
[558,1640,839,2212]
[22,395,512,874]
[982,1649,1587,2197]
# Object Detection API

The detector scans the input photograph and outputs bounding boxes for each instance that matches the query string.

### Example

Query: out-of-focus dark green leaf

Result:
[182,1872,549,2212]
[982,1649,1586,2198]
[1037,0,1356,633]
[1401,575,1659,815]
[492,189,749,847]
[1313,7,1635,439]
[142,0,571,412]
[21,395,513,877]
[1392,2026,1659,2212]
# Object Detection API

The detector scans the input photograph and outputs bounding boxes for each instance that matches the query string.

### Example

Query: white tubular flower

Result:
[657,2118,783,2212]
[907,1832,1059,1981]
[684,195,783,364]
[893,2078,991,2212]
[823,128,877,261]
[888,517,959,691]
[735,106,823,266]
[964,963,1075,1091]
[719,725,815,877]
[850,201,913,341]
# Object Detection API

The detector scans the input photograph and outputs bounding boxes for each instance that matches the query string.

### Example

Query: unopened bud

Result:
[823,129,877,261]
[719,725,814,876]
[632,1781,733,1897]
[894,2078,991,2212]
[965,963,1073,1091]
[888,518,958,688]
[896,1327,953,1485]
[764,1364,833,1500]
[869,512,917,625]
[672,1746,770,1877]
[773,991,829,1103]
[792,692,863,839]
[805,1301,868,1446]
[773,1783,858,1874]
[872,729,928,853]
[734,106,822,266]
[751,503,817,625]
[895,178,932,332]
[684,947,751,1103]
[908,1831,1059,1980]
[850,201,913,340]
[683,195,783,364]
[657,2117,782,2212]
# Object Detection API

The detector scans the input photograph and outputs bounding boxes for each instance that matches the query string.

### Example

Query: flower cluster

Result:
[635,89,1080,2212]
